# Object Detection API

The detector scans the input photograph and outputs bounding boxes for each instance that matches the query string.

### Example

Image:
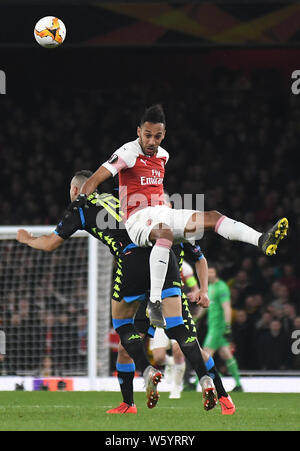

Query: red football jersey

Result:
[103,138,169,220]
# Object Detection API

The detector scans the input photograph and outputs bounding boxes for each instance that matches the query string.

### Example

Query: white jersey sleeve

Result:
[102,140,140,177]
[157,147,169,164]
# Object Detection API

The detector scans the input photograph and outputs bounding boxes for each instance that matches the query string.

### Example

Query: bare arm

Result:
[16,229,63,252]
[188,257,210,308]
[80,166,112,196]
[195,257,208,294]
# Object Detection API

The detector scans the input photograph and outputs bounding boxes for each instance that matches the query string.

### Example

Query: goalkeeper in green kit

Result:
[198,263,243,392]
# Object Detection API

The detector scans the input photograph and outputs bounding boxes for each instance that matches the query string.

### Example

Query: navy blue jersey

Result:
[55,192,131,257]
[172,242,204,272]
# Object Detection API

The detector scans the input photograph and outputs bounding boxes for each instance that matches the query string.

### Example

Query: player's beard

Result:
[139,137,157,156]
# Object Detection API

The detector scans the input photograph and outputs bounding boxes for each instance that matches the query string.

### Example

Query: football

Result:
[34,16,66,48]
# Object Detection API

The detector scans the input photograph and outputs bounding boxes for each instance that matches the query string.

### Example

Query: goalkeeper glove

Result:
[71,193,88,210]
[224,323,233,342]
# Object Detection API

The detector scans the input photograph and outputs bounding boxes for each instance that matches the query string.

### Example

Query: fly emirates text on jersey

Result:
[140,169,163,186]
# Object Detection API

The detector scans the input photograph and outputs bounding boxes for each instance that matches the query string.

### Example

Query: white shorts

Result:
[125,205,197,247]
[149,327,176,351]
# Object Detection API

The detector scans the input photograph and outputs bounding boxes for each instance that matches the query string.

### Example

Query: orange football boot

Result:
[219,395,236,415]
[106,402,137,414]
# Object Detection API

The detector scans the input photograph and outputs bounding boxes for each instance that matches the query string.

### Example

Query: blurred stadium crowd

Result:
[0,238,89,376]
[0,64,300,374]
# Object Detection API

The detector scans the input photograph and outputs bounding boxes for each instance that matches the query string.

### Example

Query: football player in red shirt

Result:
[78,104,288,332]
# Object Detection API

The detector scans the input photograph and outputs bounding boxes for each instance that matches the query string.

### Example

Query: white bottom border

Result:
[1,376,300,392]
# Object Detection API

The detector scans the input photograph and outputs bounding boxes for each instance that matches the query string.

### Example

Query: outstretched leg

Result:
[185,211,288,255]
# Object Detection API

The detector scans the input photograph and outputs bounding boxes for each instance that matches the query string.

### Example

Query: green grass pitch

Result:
[0,391,299,431]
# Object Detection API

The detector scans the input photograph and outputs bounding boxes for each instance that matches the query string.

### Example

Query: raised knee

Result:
[150,223,174,244]
[209,210,222,220]
[204,210,222,229]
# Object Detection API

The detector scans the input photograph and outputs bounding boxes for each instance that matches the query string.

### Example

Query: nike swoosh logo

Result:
[159,260,167,264]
